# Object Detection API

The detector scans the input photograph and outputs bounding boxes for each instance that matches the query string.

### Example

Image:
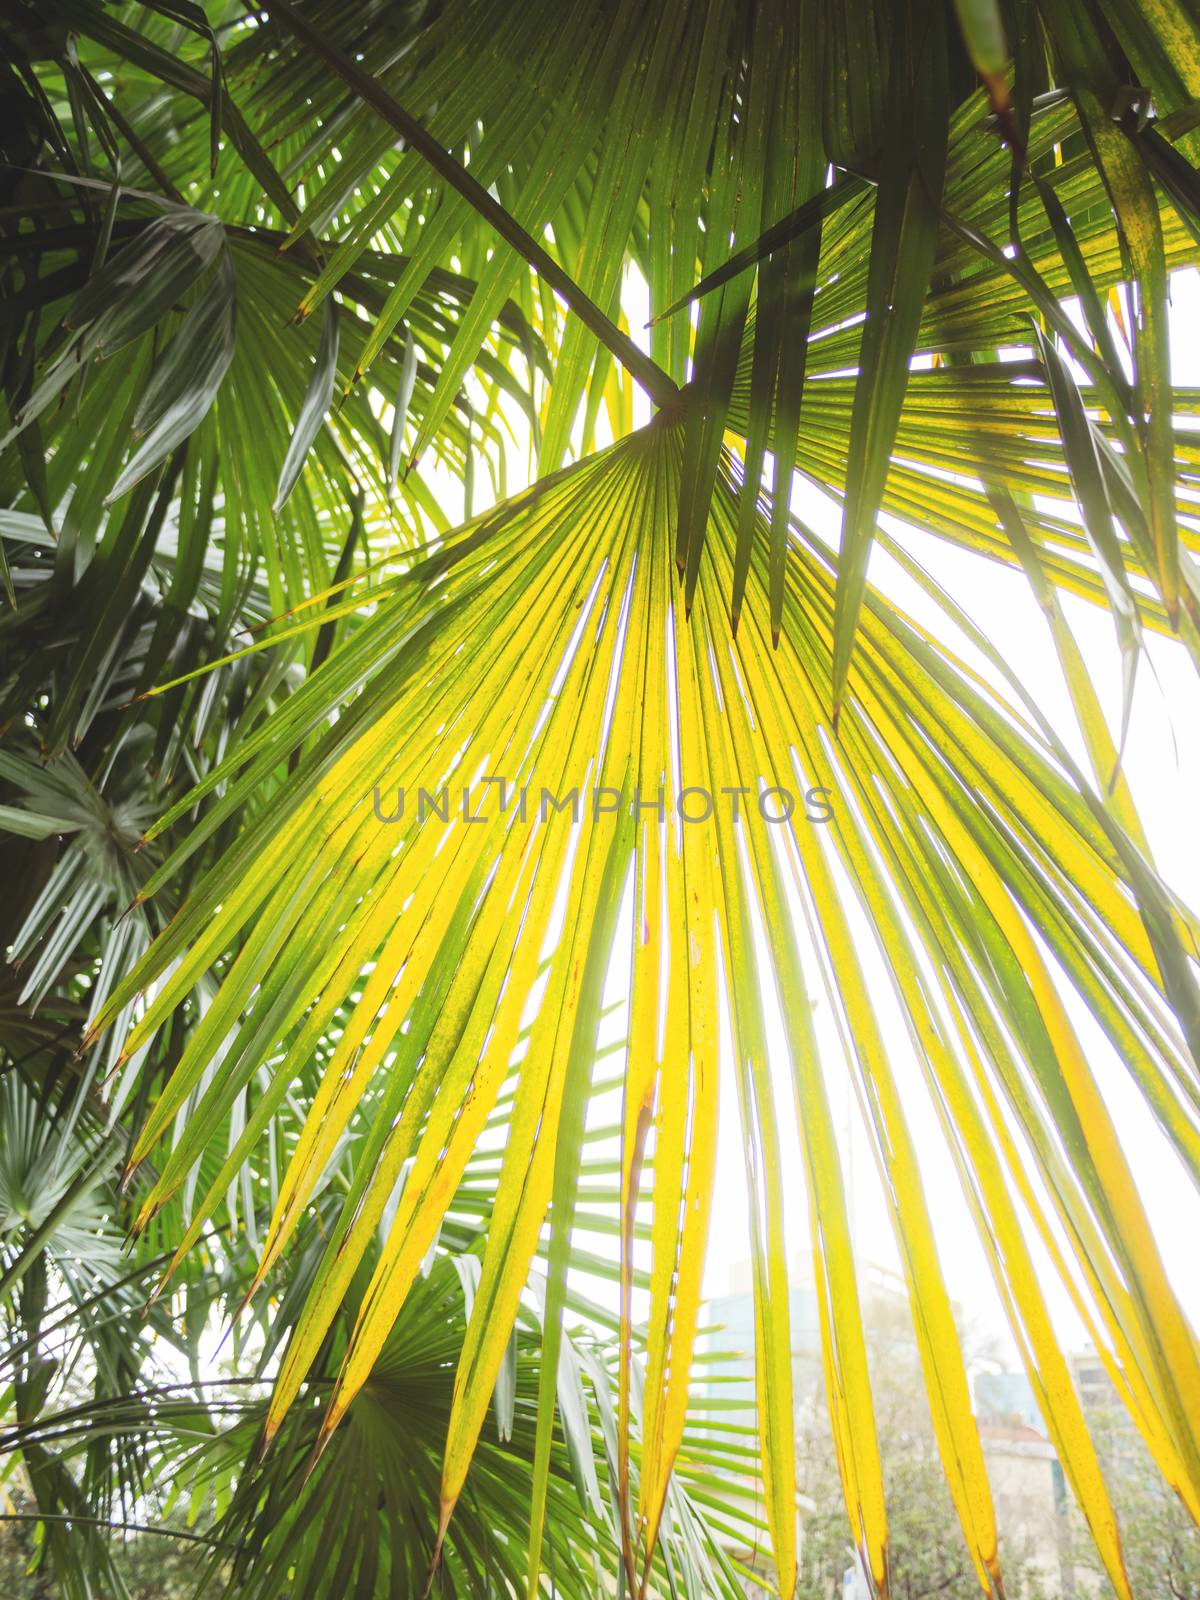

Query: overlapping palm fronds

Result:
[1,1070,759,1599]
[3,0,1200,1596]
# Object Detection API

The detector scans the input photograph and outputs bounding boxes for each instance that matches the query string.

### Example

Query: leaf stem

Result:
[261,0,681,412]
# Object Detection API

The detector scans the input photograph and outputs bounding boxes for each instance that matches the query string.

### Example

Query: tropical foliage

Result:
[1,1072,759,1597]
[2,0,1200,1595]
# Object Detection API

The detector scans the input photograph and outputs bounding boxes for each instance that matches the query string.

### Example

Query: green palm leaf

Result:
[5,0,1200,1595]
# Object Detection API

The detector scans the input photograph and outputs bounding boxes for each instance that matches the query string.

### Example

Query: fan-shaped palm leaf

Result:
[5,0,1200,1595]
[85,412,1199,1597]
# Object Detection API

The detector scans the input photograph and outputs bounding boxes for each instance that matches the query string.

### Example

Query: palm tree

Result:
[2,0,1199,1595]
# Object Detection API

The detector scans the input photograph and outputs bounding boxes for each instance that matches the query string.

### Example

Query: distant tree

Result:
[795,1303,1053,1600]
[1074,1414,1200,1600]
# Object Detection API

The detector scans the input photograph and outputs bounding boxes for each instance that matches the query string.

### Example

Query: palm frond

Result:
[5,0,1200,1594]
[81,413,1199,1596]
